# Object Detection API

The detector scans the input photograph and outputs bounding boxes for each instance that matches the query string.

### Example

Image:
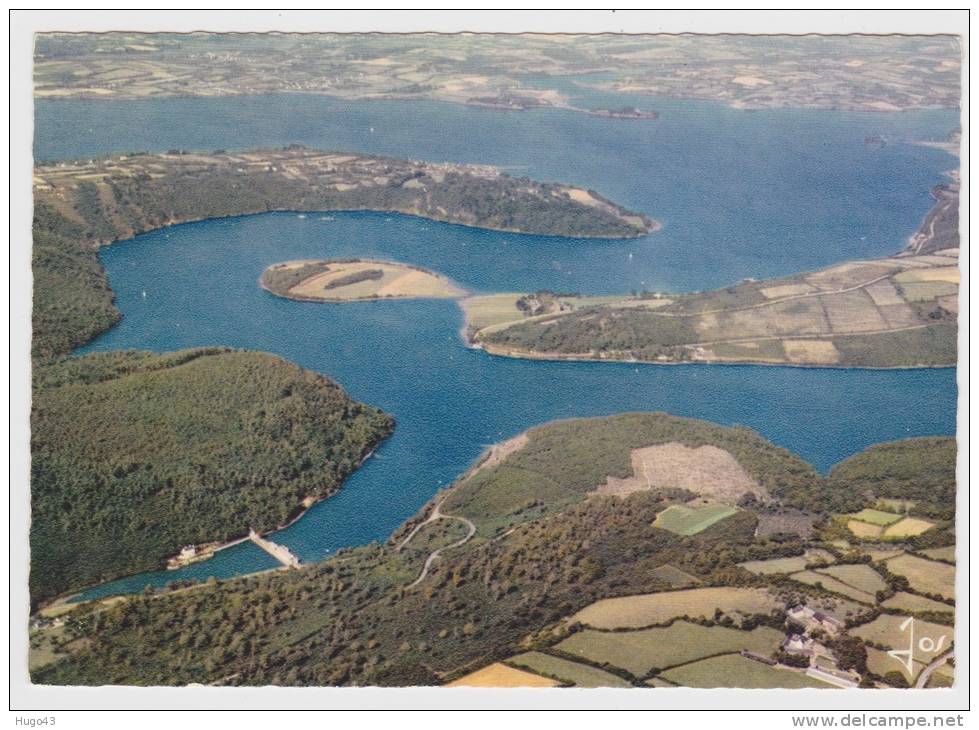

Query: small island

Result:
[261,259,465,303]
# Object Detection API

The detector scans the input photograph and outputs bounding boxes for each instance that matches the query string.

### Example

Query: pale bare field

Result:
[876,303,922,328]
[899,281,958,302]
[288,261,464,301]
[821,291,887,332]
[572,587,780,629]
[783,339,840,364]
[444,663,560,688]
[594,442,764,503]
[759,282,814,299]
[804,262,895,291]
[894,266,960,284]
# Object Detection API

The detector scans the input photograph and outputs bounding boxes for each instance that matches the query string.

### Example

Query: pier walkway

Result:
[248,529,301,568]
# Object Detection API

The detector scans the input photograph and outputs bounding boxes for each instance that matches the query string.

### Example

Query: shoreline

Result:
[41,446,384,613]
[469,339,956,372]
[34,87,961,116]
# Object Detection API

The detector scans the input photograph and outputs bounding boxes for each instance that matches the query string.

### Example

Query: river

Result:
[33,89,959,600]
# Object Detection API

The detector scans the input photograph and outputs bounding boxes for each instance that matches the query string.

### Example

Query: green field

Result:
[789,571,876,604]
[885,554,955,599]
[848,509,904,526]
[817,564,887,595]
[661,654,832,689]
[507,651,633,688]
[739,555,809,575]
[572,587,781,630]
[653,503,739,536]
[881,592,954,616]
[554,622,784,678]
[852,614,952,659]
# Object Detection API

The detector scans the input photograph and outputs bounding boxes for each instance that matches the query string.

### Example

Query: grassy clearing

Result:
[554,622,784,677]
[662,654,832,689]
[817,564,887,595]
[444,662,560,687]
[852,614,952,659]
[881,592,954,616]
[507,652,632,688]
[848,509,903,526]
[919,546,955,563]
[572,587,781,629]
[788,571,876,604]
[882,517,935,538]
[885,555,955,599]
[653,503,739,536]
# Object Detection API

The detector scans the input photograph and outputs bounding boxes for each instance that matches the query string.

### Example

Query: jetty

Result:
[248,529,301,568]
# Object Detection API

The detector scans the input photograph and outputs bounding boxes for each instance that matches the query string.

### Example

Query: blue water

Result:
[34,93,958,600]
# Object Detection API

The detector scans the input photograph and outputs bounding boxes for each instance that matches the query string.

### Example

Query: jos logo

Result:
[888,616,948,674]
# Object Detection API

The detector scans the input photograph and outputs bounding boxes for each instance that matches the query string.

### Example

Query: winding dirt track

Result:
[915,649,954,689]
[396,500,476,589]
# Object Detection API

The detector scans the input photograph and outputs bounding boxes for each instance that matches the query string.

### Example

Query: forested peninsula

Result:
[32,146,656,358]
[30,348,394,605]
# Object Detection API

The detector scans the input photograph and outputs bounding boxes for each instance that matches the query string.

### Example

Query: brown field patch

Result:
[789,570,876,604]
[444,663,560,688]
[920,546,955,563]
[594,442,765,503]
[847,520,883,539]
[783,339,840,364]
[821,291,887,333]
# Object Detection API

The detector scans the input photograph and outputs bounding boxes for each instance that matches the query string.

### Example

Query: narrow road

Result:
[397,498,477,589]
[915,649,954,689]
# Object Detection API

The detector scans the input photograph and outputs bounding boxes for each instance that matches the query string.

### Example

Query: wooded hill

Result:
[31,147,655,358]
[30,348,393,604]
[33,414,953,687]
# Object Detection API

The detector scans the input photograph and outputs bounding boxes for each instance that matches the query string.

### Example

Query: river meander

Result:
[34,91,959,600]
